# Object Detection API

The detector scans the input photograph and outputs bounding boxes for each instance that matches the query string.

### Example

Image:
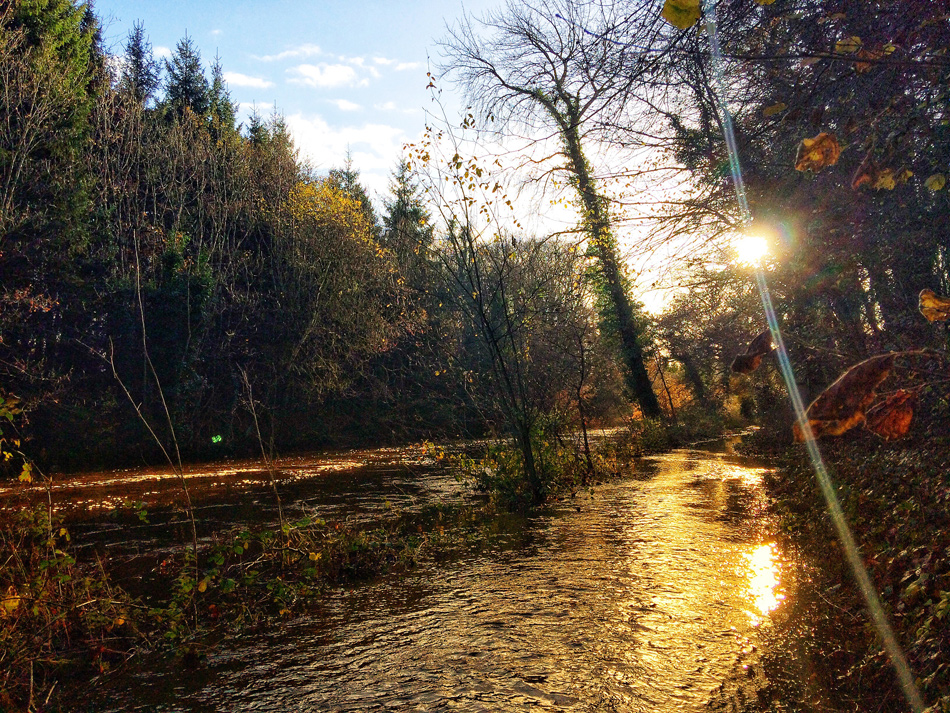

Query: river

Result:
[11,444,830,712]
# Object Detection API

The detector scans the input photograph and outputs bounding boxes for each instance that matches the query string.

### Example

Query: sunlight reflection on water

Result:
[743,542,785,626]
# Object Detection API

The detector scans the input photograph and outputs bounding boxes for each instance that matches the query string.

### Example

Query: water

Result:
[28,445,808,712]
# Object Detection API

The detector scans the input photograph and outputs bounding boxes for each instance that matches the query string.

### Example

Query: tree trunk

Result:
[559,117,663,418]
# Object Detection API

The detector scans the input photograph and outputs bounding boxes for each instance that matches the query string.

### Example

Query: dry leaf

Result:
[851,153,877,189]
[795,132,841,172]
[662,0,701,30]
[919,288,950,321]
[854,47,883,73]
[866,390,917,441]
[763,102,787,117]
[835,36,863,54]
[754,0,776,4]
[793,354,895,441]
[731,353,764,374]
[731,328,775,374]
[925,173,946,191]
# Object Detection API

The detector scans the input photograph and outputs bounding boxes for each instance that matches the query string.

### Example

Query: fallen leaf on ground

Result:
[793,354,895,441]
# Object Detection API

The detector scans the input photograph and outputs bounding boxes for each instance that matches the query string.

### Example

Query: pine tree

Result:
[209,55,237,134]
[164,34,209,116]
[383,159,433,281]
[121,21,159,103]
[329,152,380,238]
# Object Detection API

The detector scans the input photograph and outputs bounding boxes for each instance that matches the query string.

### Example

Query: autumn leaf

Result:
[854,47,883,73]
[731,328,774,374]
[919,288,950,322]
[851,153,877,189]
[662,0,701,30]
[865,390,917,441]
[925,173,946,191]
[1,587,19,617]
[793,354,895,441]
[763,102,787,117]
[754,0,776,4]
[794,132,841,172]
[835,36,862,54]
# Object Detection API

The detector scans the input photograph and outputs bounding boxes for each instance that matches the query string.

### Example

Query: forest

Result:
[1,0,949,710]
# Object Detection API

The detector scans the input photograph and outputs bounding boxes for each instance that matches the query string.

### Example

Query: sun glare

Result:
[734,234,769,266]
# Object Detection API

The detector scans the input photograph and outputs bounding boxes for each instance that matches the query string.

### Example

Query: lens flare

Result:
[734,234,769,266]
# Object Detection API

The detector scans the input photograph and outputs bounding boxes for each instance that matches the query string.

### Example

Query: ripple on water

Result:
[86,449,791,712]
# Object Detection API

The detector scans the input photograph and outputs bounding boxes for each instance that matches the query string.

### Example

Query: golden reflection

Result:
[742,543,784,626]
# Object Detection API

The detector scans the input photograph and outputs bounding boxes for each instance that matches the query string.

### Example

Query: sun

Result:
[734,234,770,266]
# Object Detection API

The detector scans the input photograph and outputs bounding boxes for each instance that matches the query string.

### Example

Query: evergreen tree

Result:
[246,107,269,145]
[329,151,380,238]
[383,159,433,283]
[121,21,159,103]
[164,34,209,116]
[209,54,237,133]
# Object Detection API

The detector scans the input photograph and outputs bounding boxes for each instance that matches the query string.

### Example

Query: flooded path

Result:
[29,447,811,711]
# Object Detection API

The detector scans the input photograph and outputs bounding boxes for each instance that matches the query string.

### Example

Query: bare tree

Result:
[440,0,667,417]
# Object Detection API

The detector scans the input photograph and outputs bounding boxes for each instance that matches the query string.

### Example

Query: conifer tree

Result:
[209,55,237,133]
[164,34,209,116]
[121,21,159,103]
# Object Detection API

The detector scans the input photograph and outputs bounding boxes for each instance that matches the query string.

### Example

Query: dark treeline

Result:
[0,1,631,473]
[2,0,949,476]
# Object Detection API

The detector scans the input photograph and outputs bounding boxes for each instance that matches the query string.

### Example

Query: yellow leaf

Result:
[754,0,776,4]
[835,36,862,54]
[279,608,291,616]
[308,552,321,561]
[662,0,701,30]
[114,617,126,627]
[794,132,841,172]
[763,102,787,117]
[925,173,946,191]
[919,288,950,322]
[1,588,19,617]
[197,579,208,593]
[874,168,896,190]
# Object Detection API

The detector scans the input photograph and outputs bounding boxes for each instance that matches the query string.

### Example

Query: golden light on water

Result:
[734,234,770,266]
[743,543,784,626]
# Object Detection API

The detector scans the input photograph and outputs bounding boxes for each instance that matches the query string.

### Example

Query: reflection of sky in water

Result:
[743,543,785,626]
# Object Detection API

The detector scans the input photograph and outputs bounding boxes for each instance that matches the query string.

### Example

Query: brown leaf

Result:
[919,288,950,321]
[865,390,917,441]
[793,354,895,441]
[851,153,877,189]
[854,47,884,73]
[731,353,763,375]
[795,132,841,172]
[730,329,774,374]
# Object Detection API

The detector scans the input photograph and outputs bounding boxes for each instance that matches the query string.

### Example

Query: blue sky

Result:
[94,0,500,198]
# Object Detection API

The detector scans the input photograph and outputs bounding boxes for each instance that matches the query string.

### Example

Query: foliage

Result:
[0,505,139,709]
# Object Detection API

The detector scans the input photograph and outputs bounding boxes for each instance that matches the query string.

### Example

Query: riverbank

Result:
[744,432,950,712]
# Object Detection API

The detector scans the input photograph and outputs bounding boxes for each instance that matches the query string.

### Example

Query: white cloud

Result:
[395,62,422,72]
[284,112,408,196]
[329,99,361,112]
[224,72,274,89]
[373,56,396,66]
[374,101,398,111]
[210,29,222,37]
[154,45,172,61]
[255,43,322,62]
[288,63,366,89]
